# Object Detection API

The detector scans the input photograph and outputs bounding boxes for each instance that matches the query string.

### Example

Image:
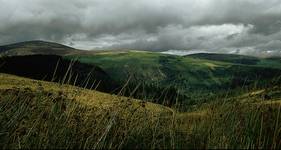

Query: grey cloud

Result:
[257,40,281,50]
[0,0,281,56]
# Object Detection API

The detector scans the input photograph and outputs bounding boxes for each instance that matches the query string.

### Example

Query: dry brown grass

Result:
[1,73,281,149]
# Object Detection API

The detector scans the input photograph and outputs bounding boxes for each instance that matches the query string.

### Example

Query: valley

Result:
[0,41,281,148]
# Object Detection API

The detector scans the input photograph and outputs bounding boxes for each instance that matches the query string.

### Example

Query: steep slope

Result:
[0,73,168,111]
[0,73,173,149]
[67,51,281,92]
[0,55,118,93]
[1,73,281,149]
[0,54,189,106]
[0,41,84,56]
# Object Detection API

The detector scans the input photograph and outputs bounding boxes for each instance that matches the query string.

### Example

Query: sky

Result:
[0,0,281,57]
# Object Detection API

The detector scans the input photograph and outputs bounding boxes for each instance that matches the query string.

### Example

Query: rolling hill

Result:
[0,40,128,56]
[0,40,87,56]
[186,53,260,65]
[67,51,281,100]
[187,53,281,68]
[1,41,280,106]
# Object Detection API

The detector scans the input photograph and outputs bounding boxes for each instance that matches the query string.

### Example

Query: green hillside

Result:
[1,39,279,106]
[66,51,281,98]
[187,53,281,69]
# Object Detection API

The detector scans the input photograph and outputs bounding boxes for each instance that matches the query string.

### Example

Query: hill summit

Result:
[0,40,83,56]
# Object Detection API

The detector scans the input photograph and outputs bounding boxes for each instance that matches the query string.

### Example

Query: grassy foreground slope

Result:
[0,73,174,149]
[0,73,169,113]
[1,73,281,149]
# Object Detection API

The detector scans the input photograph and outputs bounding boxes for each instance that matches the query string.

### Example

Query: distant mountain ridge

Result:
[186,53,261,65]
[1,40,74,49]
[0,40,86,56]
[1,40,280,60]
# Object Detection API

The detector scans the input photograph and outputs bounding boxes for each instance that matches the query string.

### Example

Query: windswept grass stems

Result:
[0,64,281,148]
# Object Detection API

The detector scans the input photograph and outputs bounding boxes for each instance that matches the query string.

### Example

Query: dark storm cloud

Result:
[0,0,280,56]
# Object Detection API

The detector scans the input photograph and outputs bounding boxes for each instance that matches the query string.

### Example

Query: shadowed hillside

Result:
[0,55,118,93]
[0,54,189,107]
